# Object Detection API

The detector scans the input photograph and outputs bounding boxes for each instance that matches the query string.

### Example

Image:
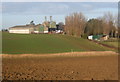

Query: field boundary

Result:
[91,40,118,50]
[2,51,118,58]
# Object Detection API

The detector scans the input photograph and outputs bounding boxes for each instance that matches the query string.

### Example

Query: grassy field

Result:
[2,32,113,54]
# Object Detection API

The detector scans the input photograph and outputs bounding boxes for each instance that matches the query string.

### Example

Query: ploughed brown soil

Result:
[2,51,118,80]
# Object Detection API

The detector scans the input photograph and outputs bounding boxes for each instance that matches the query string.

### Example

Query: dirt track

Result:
[2,51,118,80]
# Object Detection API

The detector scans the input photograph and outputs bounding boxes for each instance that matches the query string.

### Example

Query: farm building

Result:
[9,24,49,34]
[43,16,57,33]
[9,21,39,34]
[9,25,36,34]
[88,34,109,41]
[9,16,64,34]
[39,25,48,33]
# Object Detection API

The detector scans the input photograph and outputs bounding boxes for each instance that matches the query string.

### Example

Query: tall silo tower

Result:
[45,16,47,22]
[50,16,52,22]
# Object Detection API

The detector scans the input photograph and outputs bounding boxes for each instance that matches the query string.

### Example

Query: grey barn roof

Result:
[9,24,41,29]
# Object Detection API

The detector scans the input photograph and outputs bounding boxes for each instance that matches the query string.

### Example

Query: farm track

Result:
[91,40,118,50]
[2,51,118,80]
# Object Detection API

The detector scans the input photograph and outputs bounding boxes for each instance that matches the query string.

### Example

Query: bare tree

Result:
[65,12,86,37]
[100,12,116,37]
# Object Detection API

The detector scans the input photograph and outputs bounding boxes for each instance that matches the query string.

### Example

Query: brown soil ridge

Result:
[2,51,118,58]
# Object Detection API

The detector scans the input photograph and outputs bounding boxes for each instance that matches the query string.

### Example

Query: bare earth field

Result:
[2,51,118,80]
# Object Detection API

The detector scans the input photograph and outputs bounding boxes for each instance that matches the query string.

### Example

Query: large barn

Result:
[9,25,35,34]
[9,24,49,34]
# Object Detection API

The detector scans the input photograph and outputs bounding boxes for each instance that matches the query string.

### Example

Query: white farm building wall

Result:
[44,31,48,33]
[8,25,35,34]
[9,29,30,34]
[88,35,93,40]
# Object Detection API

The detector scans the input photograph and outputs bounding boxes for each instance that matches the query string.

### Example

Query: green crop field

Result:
[2,32,113,54]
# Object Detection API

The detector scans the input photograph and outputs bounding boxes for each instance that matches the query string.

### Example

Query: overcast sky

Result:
[1,2,118,29]
[1,0,119,2]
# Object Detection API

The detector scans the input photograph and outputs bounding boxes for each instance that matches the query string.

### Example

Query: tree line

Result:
[64,12,119,38]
